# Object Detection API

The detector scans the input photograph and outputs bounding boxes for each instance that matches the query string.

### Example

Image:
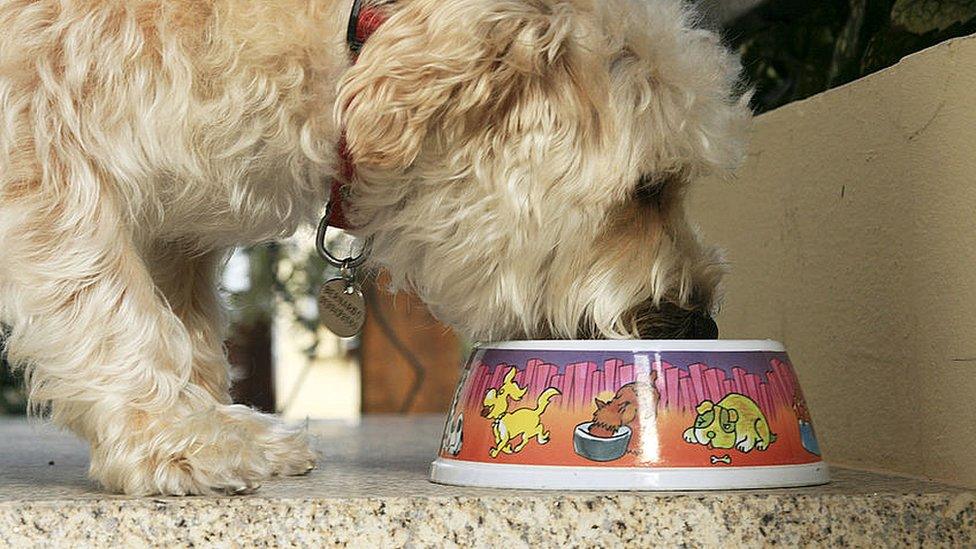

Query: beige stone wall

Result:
[688,35,976,487]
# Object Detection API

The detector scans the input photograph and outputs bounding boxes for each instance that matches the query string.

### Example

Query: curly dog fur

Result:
[0,0,749,494]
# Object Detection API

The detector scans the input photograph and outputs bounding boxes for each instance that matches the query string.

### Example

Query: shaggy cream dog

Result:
[0,0,749,495]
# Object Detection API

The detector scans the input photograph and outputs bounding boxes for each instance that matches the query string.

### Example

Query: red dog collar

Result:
[346,0,388,55]
[328,0,389,230]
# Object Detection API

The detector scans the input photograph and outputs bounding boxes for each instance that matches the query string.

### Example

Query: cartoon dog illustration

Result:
[481,367,560,458]
[683,393,776,453]
[574,379,657,462]
[588,374,659,439]
[441,362,474,456]
[442,413,464,456]
[480,367,526,419]
[589,383,643,438]
[791,388,821,456]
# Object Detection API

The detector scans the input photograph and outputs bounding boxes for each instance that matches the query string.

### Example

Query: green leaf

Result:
[891,0,976,34]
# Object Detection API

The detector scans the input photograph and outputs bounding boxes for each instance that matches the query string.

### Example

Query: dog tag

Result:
[318,278,366,337]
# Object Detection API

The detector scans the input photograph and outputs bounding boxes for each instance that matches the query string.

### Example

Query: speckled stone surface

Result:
[1,417,973,547]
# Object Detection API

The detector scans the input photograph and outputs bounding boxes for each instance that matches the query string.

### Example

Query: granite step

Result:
[1,416,973,547]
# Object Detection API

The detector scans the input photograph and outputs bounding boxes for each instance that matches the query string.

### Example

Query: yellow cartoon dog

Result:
[480,367,526,419]
[481,367,560,458]
[683,393,776,453]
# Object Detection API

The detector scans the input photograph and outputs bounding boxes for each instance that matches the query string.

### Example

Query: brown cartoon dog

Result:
[588,373,659,453]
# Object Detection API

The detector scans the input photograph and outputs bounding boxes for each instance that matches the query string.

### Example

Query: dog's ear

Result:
[511,381,528,401]
[337,0,599,174]
[695,400,714,414]
[594,398,608,410]
[503,366,518,385]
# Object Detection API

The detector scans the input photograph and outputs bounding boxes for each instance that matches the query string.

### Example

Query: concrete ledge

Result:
[1,417,974,546]
[689,33,976,487]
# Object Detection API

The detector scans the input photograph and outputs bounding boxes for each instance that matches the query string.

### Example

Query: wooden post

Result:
[360,272,462,414]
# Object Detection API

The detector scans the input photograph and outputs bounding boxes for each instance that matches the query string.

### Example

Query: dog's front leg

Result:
[146,245,234,404]
[147,243,316,478]
[1,193,309,494]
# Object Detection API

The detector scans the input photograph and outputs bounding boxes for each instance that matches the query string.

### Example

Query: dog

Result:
[682,394,776,452]
[588,376,658,456]
[480,369,559,458]
[0,0,750,494]
[588,378,657,435]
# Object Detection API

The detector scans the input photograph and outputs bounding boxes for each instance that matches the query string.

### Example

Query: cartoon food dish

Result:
[792,389,822,455]
[574,423,632,462]
[682,393,776,452]
[798,420,821,456]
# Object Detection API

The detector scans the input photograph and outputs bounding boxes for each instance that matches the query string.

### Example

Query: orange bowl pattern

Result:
[437,342,823,469]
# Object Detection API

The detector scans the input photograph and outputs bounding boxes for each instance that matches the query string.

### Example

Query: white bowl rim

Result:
[574,422,633,441]
[475,339,785,352]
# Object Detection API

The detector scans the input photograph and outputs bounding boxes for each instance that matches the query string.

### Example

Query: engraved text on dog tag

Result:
[318,278,366,337]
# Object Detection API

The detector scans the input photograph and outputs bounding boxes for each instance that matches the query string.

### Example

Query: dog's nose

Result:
[706,431,715,439]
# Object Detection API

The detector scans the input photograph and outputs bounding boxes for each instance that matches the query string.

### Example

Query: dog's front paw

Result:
[221,405,317,477]
[90,405,315,495]
[735,439,755,453]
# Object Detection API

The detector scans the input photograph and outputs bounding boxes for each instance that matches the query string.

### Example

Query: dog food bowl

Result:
[574,423,632,462]
[430,340,828,490]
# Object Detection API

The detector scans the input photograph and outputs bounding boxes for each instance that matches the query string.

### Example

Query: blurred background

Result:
[2,0,975,418]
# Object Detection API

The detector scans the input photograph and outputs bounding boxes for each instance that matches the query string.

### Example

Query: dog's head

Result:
[481,366,526,418]
[593,387,638,429]
[688,399,738,448]
[338,0,751,340]
[592,377,657,428]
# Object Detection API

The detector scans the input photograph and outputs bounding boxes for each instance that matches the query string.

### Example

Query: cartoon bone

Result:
[710,454,732,465]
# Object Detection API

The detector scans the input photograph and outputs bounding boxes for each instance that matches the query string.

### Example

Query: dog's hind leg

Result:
[537,428,551,445]
[514,424,549,453]
[511,432,532,453]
